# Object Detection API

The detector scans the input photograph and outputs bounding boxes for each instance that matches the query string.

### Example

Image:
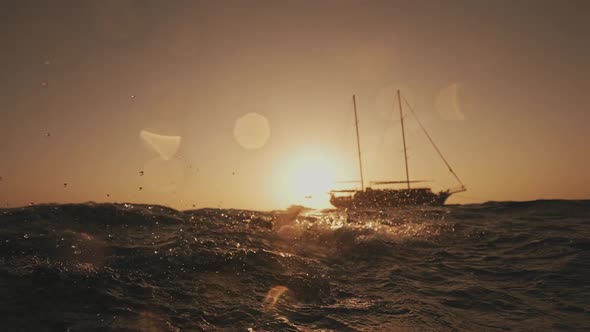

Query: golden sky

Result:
[1,0,589,210]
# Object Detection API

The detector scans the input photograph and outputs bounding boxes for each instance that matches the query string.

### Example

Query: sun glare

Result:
[278,153,337,209]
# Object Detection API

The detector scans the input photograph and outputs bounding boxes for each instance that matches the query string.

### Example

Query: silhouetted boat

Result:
[330,90,466,209]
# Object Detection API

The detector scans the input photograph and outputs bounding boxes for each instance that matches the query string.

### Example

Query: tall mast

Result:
[397,89,410,189]
[353,95,365,191]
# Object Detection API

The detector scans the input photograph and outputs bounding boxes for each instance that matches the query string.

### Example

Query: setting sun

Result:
[276,152,338,209]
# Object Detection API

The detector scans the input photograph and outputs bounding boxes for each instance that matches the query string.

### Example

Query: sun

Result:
[290,162,334,207]
[277,152,337,209]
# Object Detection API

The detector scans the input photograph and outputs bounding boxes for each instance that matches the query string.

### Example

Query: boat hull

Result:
[330,188,451,209]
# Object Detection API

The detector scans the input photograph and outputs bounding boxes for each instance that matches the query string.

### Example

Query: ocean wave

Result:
[1,200,589,331]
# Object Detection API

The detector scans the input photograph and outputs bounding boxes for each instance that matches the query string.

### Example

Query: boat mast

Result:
[397,89,411,189]
[353,94,365,191]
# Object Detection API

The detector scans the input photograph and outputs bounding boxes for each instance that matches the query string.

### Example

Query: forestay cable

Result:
[401,96,466,192]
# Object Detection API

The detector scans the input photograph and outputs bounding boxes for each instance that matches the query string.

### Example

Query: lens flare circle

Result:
[233,113,271,150]
[435,83,465,120]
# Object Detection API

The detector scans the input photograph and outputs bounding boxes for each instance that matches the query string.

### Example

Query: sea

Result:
[1,200,589,331]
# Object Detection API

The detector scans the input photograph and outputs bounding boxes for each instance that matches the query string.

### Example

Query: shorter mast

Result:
[397,90,410,189]
[353,95,365,191]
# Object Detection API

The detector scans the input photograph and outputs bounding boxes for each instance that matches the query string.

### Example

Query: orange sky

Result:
[1,0,589,210]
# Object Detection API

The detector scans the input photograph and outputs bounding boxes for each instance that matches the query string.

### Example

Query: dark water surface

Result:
[1,200,589,331]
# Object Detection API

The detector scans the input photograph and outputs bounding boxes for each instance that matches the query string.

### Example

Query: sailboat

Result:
[329,90,466,209]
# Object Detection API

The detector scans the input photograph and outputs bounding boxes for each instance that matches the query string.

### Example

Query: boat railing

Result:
[369,180,430,186]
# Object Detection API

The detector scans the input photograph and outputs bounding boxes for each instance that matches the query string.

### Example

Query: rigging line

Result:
[352,95,365,191]
[377,96,400,156]
[401,95,466,190]
[397,90,411,189]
